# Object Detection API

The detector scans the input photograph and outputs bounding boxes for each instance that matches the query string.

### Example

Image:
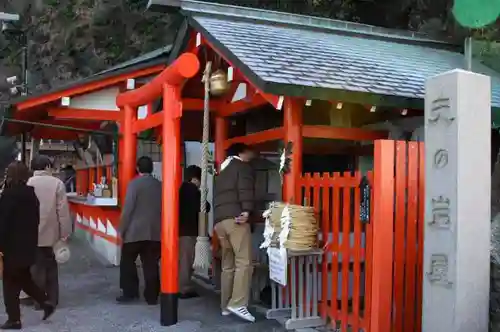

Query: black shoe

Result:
[179,291,199,299]
[42,303,55,321]
[145,299,158,305]
[116,295,139,304]
[0,321,22,330]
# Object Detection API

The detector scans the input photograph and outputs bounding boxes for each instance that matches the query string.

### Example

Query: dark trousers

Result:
[3,263,48,322]
[120,241,161,302]
[31,247,59,306]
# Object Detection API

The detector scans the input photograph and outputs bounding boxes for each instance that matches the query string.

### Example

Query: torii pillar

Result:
[116,53,200,326]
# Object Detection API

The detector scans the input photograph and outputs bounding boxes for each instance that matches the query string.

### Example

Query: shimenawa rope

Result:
[193,61,213,270]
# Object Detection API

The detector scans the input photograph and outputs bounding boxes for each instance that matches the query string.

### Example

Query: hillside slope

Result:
[0,0,178,98]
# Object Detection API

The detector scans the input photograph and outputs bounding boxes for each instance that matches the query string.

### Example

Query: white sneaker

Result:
[222,309,230,316]
[227,306,255,322]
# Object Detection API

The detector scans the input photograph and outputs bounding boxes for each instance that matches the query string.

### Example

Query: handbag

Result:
[53,241,71,264]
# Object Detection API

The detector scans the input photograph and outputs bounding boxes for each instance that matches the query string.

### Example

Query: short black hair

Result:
[184,165,202,182]
[226,143,251,157]
[136,156,153,174]
[31,154,53,171]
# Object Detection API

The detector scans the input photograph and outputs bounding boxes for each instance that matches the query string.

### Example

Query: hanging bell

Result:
[209,69,230,96]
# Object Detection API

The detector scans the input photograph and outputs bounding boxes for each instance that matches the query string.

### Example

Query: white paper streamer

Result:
[260,206,274,250]
[279,205,291,249]
[279,148,286,175]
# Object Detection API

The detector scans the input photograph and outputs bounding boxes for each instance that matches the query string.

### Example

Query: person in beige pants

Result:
[213,143,255,322]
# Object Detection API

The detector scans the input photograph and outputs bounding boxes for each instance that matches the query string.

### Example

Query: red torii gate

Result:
[116,53,200,326]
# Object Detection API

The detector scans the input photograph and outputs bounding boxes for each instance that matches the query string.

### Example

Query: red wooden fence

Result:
[296,171,373,331]
[294,139,425,332]
[371,140,425,332]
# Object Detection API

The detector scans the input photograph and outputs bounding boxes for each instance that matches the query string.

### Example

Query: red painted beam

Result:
[48,107,122,121]
[183,98,223,111]
[132,111,163,133]
[217,94,269,117]
[16,65,166,111]
[223,127,285,148]
[302,125,388,141]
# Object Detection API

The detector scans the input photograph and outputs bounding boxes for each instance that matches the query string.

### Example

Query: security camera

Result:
[6,76,17,85]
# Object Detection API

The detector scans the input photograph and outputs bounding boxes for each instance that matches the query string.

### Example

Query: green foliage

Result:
[6,0,500,99]
[0,0,174,94]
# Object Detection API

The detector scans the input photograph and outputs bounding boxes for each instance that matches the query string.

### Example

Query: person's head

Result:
[184,165,202,188]
[30,154,53,172]
[226,143,254,162]
[136,156,153,175]
[5,161,30,188]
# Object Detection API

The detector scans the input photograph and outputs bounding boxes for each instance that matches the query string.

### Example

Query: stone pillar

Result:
[423,69,491,331]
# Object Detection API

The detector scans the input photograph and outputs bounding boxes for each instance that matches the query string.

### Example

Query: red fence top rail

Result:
[297,172,363,188]
[116,52,200,108]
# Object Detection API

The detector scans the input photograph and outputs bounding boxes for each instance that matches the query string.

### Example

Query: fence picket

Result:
[404,142,419,332]
[340,172,352,332]
[394,141,407,332]
[365,171,374,331]
[352,172,362,332]
[330,172,341,325]
[321,174,331,319]
[416,143,425,332]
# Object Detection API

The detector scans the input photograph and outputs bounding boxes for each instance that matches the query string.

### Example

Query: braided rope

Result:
[193,61,213,271]
[200,61,211,215]
[0,170,7,192]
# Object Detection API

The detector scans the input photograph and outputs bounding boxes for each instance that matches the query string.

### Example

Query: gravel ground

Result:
[0,239,286,332]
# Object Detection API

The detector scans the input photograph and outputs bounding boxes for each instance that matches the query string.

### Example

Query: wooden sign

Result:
[268,247,287,286]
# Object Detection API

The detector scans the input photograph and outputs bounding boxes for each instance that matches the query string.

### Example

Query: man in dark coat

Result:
[117,156,162,305]
[178,165,210,299]
[213,143,256,322]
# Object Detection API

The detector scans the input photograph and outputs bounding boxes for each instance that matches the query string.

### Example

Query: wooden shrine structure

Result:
[4,0,500,330]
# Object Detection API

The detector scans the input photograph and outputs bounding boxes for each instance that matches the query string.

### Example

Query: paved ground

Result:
[0,239,287,332]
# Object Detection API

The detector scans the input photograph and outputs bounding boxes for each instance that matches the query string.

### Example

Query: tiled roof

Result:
[96,45,172,76]
[187,10,500,108]
[11,46,172,105]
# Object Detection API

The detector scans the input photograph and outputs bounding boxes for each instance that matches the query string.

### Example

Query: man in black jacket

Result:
[213,143,256,322]
[178,165,210,299]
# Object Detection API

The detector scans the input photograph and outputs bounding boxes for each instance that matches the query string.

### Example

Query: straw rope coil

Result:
[267,202,319,251]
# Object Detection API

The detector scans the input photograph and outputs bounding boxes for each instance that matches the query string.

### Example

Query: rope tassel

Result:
[193,61,213,270]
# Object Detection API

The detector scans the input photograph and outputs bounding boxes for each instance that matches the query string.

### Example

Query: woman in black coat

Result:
[0,161,55,329]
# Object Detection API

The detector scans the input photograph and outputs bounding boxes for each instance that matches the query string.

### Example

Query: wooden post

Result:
[160,84,182,326]
[114,53,200,328]
[369,139,395,332]
[120,105,137,205]
[283,98,303,203]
